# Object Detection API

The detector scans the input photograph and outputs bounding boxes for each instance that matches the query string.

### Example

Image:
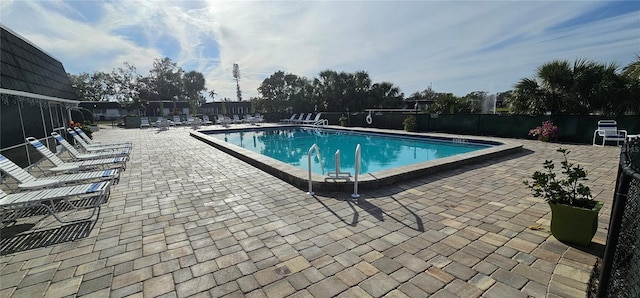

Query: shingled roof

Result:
[0,25,78,100]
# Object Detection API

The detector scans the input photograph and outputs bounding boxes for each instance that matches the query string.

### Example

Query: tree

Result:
[208,90,217,101]
[183,71,206,113]
[507,59,637,115]
[257,71,313,113]
[427,93,480,114]
[67,71,113,101]
[233,63,242,101]
[110,63,140,102]
[147,57,184,114]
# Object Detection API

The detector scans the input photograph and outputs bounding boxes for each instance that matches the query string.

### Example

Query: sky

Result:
[1,1,639,101]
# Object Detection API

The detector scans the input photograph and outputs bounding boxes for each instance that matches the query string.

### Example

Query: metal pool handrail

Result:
[307,144,323,195]
[352,144,361,198]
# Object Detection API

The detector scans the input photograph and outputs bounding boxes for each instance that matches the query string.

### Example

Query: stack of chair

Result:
[0,128,132,225]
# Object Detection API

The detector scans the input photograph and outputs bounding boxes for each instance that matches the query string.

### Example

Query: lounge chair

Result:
[0,181,111,223]
[52,132,130,160]
[140,117,151,129]
[217,115,231,126]
[202,115,213,125]
[0,154,119,190]
[281,114,297,123]
[295,113,312,124]
[68,128,131,152]
[593,120,627,146]
[173,116,183,126]
[158,118,170,131]
[289,114,305,124]
[72,127,132,147]
[254,113,264,123]
[302,113,322,124]
[232,115,243,124]
[27,137,127,172]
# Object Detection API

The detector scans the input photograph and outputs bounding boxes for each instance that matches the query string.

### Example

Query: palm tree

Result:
[507,59,634,115]
[208,90,217,101]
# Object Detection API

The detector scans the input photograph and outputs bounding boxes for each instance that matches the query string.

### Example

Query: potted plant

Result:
[528,120,559,142]
[403,115,417,132]
[524,148,603,246]
[339,114,348,127]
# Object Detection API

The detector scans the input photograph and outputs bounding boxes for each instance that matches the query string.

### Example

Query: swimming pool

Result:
[192,125,522,191]
[206,127,491,175]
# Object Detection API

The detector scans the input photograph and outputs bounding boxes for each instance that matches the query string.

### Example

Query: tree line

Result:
[68,56,639,116]
[68,57,207,114]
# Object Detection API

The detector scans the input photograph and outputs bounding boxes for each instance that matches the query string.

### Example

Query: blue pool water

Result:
[208,128,491,175]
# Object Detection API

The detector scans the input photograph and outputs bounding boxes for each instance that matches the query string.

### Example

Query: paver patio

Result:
[0,123,620,297]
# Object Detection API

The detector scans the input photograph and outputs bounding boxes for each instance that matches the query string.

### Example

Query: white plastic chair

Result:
[0,154,119,190]
[0,181,111,223]
[27,137,127,172]
[593,120,627,146]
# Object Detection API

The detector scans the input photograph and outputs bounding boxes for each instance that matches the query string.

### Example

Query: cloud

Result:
[2,0,638,100]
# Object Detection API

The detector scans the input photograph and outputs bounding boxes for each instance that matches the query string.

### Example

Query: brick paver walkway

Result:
[0,124,620,297]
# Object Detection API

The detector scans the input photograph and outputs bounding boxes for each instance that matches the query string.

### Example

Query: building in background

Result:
[0,25,79,166]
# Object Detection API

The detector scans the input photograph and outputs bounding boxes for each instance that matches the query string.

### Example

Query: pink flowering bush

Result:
[529,120,559,142]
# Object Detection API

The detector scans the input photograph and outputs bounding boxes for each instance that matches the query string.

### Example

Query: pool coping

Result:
[191,125,523,191]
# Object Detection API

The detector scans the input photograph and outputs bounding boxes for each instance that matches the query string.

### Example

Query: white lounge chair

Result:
[216,115,231,126]
[202,115,213,125]
[302,113,322,124]
[52,132,130,160]
[0,154,119,190]
[295,113,312,124]
[593,120,627,146]
[140,117,151,129]
[0,181,111,223]
[232,115,243,124]
[173,116,183,126]
[27,137,127,172]
[243,114,255,124]
[281,114,297,123]
[68,128,131,152]
[72,127,131,147]
[158,118,170,131]
[289,114,305,124]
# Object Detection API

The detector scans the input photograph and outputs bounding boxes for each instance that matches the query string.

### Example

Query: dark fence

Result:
[266,112,639,144]
[597,139,640,297]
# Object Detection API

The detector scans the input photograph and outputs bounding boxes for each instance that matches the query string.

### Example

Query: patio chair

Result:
[173,116,183,126]
[72,127,131,147]
[301,113,322,124]
[217,115,231,126]
[295,113,312,124]
[244,114,255,124]
[158,118,170,131]
[593,120,627,146]
[281,114,297,123]
[51,132,130,160]
[254,113,264,123]
[0,181,111,223]
[27,137,127,172]
[202,115,213,125]
[289,114,305,124]
[0,154,119,190]
[140,117,151,129]
[68,128,131,152]
[232,115,243,124]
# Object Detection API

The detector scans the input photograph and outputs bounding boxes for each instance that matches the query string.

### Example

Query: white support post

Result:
[307,144,318,195]
[352,144,361,198]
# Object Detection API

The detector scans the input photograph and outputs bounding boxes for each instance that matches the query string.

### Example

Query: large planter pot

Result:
[548,201,604,246]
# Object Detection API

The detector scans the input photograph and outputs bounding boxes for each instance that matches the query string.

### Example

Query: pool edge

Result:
[190,126,523,192]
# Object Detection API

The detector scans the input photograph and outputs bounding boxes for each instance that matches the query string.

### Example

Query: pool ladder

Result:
[307,143,361,198]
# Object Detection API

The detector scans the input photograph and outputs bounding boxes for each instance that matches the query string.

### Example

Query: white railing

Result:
[307,144,323,195]
[352,144,361,198]
[327,150,351,179]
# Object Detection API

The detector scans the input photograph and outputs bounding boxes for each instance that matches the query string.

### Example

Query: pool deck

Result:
[0,123,620,297]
